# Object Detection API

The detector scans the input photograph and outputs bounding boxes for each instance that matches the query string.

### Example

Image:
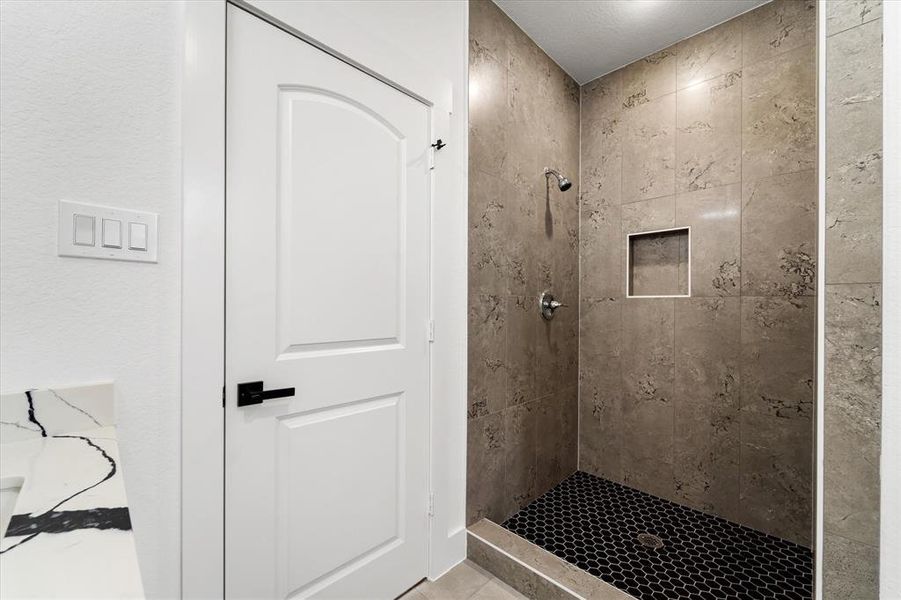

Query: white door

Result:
[225,6,431,599]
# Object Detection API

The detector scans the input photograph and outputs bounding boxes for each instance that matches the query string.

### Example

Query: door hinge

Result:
[222,385,225,408]
[428,139,444,171]
[428,492,435,517]
[428,319,435,343]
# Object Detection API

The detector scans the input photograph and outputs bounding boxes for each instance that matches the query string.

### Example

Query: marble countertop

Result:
[0,384,143,599]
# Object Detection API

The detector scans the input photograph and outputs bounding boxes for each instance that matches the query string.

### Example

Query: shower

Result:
[468,1,820,599]
[544,167,571,191]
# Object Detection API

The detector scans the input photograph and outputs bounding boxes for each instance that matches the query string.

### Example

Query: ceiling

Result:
[493,0,770,84]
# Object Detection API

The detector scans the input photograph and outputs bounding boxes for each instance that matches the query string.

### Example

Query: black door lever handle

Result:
[237,381,295,407]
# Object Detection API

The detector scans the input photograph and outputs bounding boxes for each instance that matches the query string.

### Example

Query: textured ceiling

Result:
[493,0,770,84]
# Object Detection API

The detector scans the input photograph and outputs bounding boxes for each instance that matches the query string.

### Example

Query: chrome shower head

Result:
[544,167,572,192]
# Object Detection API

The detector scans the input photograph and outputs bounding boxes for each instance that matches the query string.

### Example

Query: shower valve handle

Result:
[540,292,566,320]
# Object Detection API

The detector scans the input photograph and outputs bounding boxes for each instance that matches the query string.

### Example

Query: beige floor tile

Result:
[471,579,529,600]
[409,560,492,600]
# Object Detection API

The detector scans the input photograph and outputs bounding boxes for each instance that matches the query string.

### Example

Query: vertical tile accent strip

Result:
[823,2,883,597]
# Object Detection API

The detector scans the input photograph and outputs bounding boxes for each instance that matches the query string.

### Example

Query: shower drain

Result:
[637,533,664,549]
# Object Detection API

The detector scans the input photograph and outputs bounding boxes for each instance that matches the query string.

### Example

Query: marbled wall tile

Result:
[676,72,741,192]
[742,0,817,66]
[504,401,538,517]
[504,70,546,197]
[468,0,513,67]
[675,297,741,411]
[824,284,881,545]
[742,171,817,298]
[506,17,551,89]
[505,184,539,296]
[537,386,578,493]
[673,297,741,519]
[578,376,623,483]
[621,299,675,409]
[581,106,622,207]
[674,17,742,90]
[676,184,741,297]
[822,534,879,599]
[581,105,624,298]
[467,412,507,525]
[469,39,509,177]
[468,294,507,420]
[621,195,675,234]
[581,204,622,298]
[742,44,816,182]
[542,178,580,296]
[621,48,677,109]
[469,166,509,296]
[673,397,741,521]
[553,221,580,303]
[740,296,816,421]
[505,295,536,407]
[621,398,675,501]
[536,297,579,399]
[582,70,623,119]
[825,19,883,284]
[579,297,623,481]
[826,0,882,36]
[740,411,813,546]
[621,299,675,499]
[622,93,675,203]
[825,178,882,285]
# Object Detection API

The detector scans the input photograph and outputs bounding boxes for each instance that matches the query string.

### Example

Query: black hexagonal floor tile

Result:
[501,471,813,600]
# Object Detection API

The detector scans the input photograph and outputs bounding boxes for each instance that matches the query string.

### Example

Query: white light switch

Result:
[128,222,147,251]
[73,214,95,246]
[59,200,158,263]
[102,219,122,248]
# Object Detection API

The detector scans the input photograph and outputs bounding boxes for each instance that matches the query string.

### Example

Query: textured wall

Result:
[0,2,182,597]
[578,0,817,546]
[467,0,580,525]
[823,0,883,597]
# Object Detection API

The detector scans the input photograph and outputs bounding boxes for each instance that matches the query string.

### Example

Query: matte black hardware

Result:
[431,139,446,150]
[237,381,295,407]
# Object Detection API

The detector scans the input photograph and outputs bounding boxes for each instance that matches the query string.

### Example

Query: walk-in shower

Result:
[468,0,818,598]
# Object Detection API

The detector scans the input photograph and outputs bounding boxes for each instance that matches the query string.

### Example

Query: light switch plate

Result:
[58,200,158,263]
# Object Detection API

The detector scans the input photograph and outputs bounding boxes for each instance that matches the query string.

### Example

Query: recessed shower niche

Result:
[626,226,690,298]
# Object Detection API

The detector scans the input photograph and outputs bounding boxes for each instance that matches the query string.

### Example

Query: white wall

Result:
[882,1,901,596]
[0,2,182,598]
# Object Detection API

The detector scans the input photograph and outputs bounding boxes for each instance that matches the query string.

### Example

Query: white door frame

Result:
[180,2,468,597]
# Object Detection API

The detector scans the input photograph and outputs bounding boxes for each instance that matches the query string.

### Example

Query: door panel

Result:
[276,87,405,352]
[225,5,430,599]
[278,394,404,594]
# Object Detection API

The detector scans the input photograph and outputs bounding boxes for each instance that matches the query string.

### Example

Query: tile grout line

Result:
[619,70,626,486]
[738,9,746,527]
[671,53,679,502]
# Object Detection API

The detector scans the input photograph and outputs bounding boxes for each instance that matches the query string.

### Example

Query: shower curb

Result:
[466,519,634,600]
